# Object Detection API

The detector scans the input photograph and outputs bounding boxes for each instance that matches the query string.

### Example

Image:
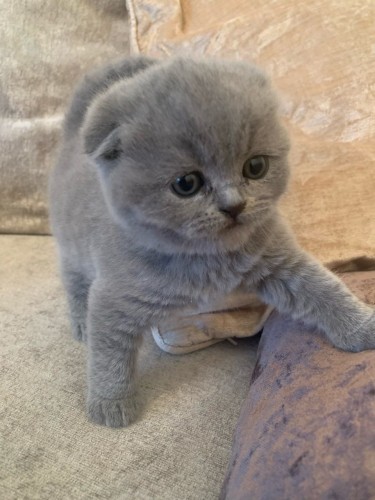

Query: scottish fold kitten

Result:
[49,56,375,427]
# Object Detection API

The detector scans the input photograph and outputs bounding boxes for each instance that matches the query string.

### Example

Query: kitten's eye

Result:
[243,155,269,179]
[171,172,204,197]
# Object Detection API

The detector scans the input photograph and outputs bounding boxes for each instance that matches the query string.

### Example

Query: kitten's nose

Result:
[219,201,246,219]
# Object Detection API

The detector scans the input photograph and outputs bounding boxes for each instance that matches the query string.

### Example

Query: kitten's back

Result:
[63,56,156,138]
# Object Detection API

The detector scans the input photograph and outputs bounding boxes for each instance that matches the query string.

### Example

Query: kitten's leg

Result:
[86,281,153,428]
[254,251,375,352]
[61,260,90,342]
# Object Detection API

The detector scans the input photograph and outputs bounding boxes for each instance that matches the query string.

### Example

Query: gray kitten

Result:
[49,56,375,428]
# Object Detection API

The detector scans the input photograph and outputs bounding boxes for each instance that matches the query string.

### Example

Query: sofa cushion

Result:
[0,1,129,234]
[127,0,375,265]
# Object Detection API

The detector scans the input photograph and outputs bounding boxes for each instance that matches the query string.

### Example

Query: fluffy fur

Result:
[49,56,375,427]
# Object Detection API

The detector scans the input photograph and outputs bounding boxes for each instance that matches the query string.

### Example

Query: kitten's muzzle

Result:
[219,201,246,220]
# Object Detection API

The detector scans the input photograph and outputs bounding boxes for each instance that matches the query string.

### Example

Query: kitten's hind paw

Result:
[87,395,139,428]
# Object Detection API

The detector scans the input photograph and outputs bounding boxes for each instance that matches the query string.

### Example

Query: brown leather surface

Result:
[221,271,375,500]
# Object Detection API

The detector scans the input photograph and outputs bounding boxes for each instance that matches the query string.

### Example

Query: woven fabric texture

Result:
[0,1,129,234]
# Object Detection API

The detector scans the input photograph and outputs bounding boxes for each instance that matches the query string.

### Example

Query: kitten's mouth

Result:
[220,218,243,232]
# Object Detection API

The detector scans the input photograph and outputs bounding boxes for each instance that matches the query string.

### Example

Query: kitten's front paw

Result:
[87,394,139,428]
[334,310,375,353]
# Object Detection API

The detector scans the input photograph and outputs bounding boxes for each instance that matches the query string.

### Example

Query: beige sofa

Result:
[1,1,374,498]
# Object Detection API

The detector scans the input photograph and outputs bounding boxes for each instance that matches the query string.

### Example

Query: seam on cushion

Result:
[0,115,63,131]
[126,0,141,54]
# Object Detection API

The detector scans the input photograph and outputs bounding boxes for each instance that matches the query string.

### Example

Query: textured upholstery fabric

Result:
[127,0,375,265]
[221,272,375,500]
[0,1,129,234]
[0,235,258,499]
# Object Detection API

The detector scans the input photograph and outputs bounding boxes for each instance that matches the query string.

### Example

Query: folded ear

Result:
[86,125,123,168]
[82,94,123,168]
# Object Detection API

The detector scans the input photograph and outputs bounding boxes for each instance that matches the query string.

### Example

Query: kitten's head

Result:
[83,57,290,254]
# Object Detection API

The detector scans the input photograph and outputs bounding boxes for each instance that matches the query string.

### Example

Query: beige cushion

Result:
[0,235,258,499]
[127,0,375,265]
[0,1,129,234]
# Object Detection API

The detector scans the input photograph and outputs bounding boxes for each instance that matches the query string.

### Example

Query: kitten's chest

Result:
[152,250,256,304]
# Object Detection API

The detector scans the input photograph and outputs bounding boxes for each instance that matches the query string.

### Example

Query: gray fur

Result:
[49,56,375,428]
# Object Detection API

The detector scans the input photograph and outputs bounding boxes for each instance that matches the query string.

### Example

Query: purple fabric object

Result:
[221,271,375,500]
